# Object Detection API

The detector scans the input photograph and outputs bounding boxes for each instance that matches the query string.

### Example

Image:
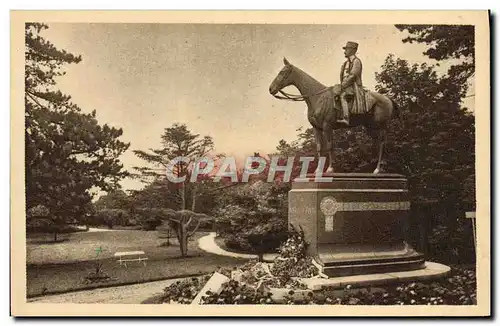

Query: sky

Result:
[41,23,475,192]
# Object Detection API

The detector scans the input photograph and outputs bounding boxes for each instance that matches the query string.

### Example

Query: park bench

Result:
[114,251,148,267]
[465,211,476,249]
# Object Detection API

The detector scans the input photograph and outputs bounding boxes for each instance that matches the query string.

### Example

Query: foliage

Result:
[142,217,164,231]
[127,179,183,211]
[129,207,165,231]
[225,225,317,290]
[83,261,112,284]
[377,55,475,263]
[94,190,129,211]
[375,54,442,108]
[133,123,221,212]
[125,177,219,217]
[25,23,129,234]
[270,225,318,285]
[273,126,377,174]
[27,204,50,218]
[158,275,211,304]
[26,204,52,233]
[395,24,475,84]
[95,208,130,229]
[427,217,476,265]
[26,218,82,236]
[282,267,476,305]
[202,279,276,304]
[214,181,288,256]
[83,246,113,284]
[200,267,476,305]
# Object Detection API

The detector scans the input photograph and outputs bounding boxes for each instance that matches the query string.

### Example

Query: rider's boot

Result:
[337,97,350,126]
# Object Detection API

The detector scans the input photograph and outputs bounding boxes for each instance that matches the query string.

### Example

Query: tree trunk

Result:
[191,185,197,212]
[181,182,186,210]
[180,233,188,256]
[179,223,188,256]
[171,217,189,257]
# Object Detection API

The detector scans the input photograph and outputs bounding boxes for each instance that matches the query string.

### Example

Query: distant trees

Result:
[375,54,475,208]
[94,189,129,211]
[378,24,475,207]
[25,23,129,239]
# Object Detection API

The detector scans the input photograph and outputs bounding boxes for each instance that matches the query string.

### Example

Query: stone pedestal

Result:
[288,173,425,277]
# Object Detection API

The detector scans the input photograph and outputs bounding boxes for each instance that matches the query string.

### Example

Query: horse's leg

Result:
[323,123,335,173]
[373,127,387,174]
[313,127,325,174]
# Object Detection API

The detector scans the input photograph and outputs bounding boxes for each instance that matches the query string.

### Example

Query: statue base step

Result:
[300,261,451,290]
[315,243,425,277]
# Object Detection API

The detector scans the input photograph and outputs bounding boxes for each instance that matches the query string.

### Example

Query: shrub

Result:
[214,181,289,254]
[26,218,81,235]
[96,209,129,229]
[141,217,163,231]
[132,208,167,231]
[196,213,215,231]
[83,261,112,284]
[427,216,475,265]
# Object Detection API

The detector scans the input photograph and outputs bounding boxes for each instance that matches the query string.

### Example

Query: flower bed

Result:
[150,226,476,305]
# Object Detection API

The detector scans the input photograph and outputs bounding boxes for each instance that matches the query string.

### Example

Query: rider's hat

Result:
[342,41,359,50]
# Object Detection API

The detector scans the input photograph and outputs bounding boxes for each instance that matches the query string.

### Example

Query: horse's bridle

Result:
[272,65,331,101]
[273,88,330,101]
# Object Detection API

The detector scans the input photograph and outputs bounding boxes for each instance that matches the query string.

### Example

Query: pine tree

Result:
[25,23,129,240]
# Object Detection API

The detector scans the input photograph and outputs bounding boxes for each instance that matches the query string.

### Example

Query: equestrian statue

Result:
[269,41,399,174]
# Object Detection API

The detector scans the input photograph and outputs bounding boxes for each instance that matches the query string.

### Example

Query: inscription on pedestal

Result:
[325,215,334,232]
[320,196,339,233]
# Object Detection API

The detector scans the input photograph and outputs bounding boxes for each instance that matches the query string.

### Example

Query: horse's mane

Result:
[292,65,342,116]
[292,65,327,90]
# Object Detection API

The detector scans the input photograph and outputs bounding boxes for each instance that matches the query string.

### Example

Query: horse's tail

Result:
[390,98,400,119]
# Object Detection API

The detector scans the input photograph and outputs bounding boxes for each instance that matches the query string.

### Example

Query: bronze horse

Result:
[269,57,399,174]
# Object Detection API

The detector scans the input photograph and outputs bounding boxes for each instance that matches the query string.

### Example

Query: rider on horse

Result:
[338,41,366,126]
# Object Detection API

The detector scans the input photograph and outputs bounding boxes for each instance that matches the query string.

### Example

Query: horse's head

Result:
[269,57,294,96]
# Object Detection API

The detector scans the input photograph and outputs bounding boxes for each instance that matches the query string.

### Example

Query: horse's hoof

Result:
[373,168,380,174]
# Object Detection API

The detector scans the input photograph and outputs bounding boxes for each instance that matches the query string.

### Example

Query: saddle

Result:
[319,86,375,116]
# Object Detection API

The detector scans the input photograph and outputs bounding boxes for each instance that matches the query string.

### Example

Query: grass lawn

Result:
[27,230,247,297]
